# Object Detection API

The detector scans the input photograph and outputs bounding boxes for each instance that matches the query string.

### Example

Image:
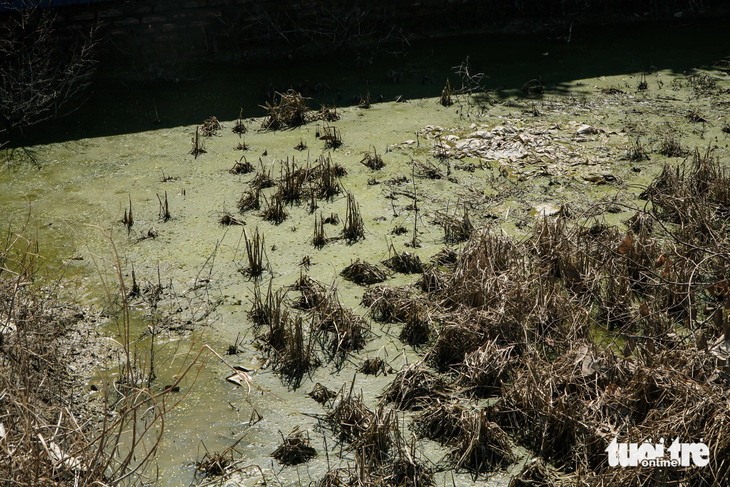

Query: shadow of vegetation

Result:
[11,14,730,148]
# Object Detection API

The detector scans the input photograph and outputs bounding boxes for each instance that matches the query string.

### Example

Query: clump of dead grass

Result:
[261,90,310,130]
[341,259,387,285]
[272,427,317,465]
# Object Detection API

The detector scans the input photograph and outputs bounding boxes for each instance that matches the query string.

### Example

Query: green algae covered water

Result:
[2,17,730,486]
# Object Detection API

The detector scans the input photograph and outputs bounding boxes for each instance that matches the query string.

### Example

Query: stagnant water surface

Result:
[2,17,730,486]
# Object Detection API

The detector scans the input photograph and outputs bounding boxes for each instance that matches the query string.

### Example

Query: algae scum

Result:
[3,36,730,486]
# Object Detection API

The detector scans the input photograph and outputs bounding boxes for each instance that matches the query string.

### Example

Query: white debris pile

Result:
[418,121,623,180]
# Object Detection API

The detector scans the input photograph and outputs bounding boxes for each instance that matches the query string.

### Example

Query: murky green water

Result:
[2,16,730,486]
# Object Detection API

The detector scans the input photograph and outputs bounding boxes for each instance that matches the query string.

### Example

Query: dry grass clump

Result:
[500,345,632,468]
[415,266,445,294]
[341,259,387,285]
[251,285,319,388]
[317,468,353,487]
[313,154,343,200]
[399,307,431,346]
[434,207,474,243]
[261,90,310,130]
[261,191,288,224]
[381,363,449,410]
[321,124,343,149]
[316,104,340,122]
[415,404,515,476]
[219,211,244,226]
[361,146,385,170]
[687,72,718,95]
[382,247,423,274]
[314,290,370,361]
[255,280,368,371]
[658,134,686,157]
[641,148,730,244]
[361,286,416,323]
[232,108,247,134]
[455,340,513,398]
[440,229,519,308]
[278,158,308,205]
[626,137,649,162]
[508,458,563,487]
[250,167,276,190]
[272,427,317,465]
[190,127,206,157]
[327,387,375,443]
[312,212,328,249]
[237,185,261,213]
[229,155,254,174]
[447,410,516,476]
[413,160,443,179]
[308,382,336,405]
[240,227,266,278]
[431,247,458,266]
[426,314,487,372]
[291,274,326,310]
[439,78,453,107]
[351,405,399,468]
[249,279,285,329]
[200,115,222,136]
[379,446,435,487]
[413,402,465,444]
[275,315,321,389]
[499,342,730,483]
[358,357,391,376]
[342,190,365,243]
[195,450,231,477]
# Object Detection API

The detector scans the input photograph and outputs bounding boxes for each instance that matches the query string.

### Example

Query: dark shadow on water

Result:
[14,15,730,147]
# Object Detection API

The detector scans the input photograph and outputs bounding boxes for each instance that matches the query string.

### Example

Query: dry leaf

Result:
[618,233,634,254]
